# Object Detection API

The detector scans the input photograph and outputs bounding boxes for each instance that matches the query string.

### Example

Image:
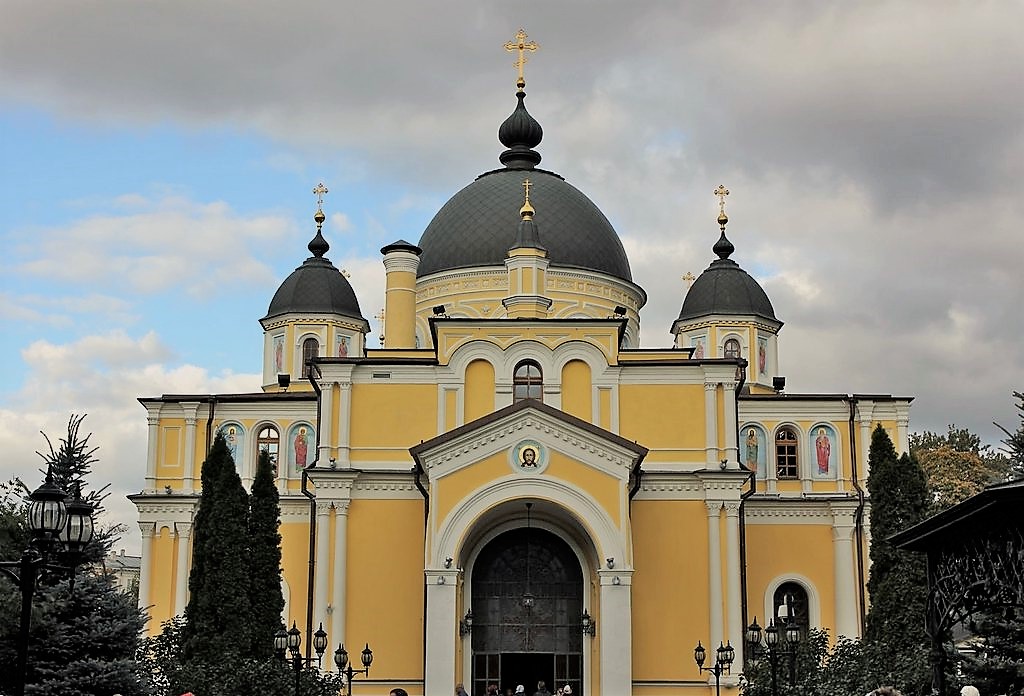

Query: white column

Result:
[897,415,910,455]
[331,500,350,654]
[314,502,332,630]
[722,382,738,465]
[706,501,724,652]
[183,403,199,494]
[138,523,156,616]
[174,521,192,616]
[598,570,633,694]
[338,382,352,468]
[724,502,743,658]
[145,415,159,492]
[319,381,334,465]
[424,569,459,695]
[832,507,859,638]
[705,382,719,467]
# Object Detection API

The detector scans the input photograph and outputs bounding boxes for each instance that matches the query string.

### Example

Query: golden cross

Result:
[374,307,385,345]
[714,184,729,217]
[313,182,329,209]
[520,178,535,218]
[505,29,539,88]
[682,271,696,288]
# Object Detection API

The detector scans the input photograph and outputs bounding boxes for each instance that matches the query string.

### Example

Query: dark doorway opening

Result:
[470,527,584,695]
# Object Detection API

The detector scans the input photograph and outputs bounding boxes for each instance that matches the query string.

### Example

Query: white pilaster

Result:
[424,568,460,695]
[705,382,719,467]
[831,507,859,638]
[706,500,724,652]
[724,502,743,658]
[331,500,350,654]
[598,569,633,695]
[174,521,192,615]
[338,382,352,468]
[319,381,334,465]
[138,522,156,618]
[182,402,200,494]
[314,501,332,629]
[145,415,159,492]
[897,415,910,455]
[722,382,738,465]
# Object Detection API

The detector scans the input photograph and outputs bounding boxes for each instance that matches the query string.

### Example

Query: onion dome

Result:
[417,86,631,281]
[675,191,777,326]
[263,204,364,322]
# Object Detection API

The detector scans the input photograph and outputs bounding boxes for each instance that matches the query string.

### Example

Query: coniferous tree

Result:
[995,390,1024,478]
[248,447,285,657]
[864,424,931,695]
[0,420,146,696]
[181,433,252,663]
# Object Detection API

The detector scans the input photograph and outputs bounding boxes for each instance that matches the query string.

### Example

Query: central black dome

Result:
[416,168,632,281]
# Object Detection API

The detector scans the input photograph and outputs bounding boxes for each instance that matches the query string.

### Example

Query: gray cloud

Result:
[3,1,1023,524]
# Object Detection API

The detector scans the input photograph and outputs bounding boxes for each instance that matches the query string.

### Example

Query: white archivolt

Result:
[431,476,625,570]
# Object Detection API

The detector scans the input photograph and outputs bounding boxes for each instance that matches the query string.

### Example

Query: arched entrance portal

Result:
[470,527,584,695]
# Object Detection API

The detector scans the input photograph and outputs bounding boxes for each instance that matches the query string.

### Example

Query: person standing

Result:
[533,681,551,696]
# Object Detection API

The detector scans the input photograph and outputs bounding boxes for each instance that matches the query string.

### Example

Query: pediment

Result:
[410,400,647,483]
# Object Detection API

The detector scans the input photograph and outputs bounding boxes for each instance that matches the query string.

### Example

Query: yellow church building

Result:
[132,35,911,696]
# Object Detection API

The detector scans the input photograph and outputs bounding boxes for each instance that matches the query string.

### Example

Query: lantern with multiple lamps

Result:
[693,639,735,696]
[274,621,330,696]
[334,641,374,695]
[745,612,803,696]
[0,467,96,696]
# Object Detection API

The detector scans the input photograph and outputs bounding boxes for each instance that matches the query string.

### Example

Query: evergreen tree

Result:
[181,433,253,663]
[995,390,1024,478]
[248,447,285,657]
[0,421,147,696]
[864,425,931,695]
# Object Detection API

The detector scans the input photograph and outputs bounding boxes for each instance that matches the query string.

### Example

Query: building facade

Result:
[132,63,910,696]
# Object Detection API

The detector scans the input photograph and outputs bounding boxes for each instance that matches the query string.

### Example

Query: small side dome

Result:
[676,258,777,323]
[263,213,364,322]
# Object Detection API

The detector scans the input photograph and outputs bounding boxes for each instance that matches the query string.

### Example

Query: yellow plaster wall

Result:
[350,384,437,447]
[280,520,312,623]
[598,388,611,430]
[545,455,621,527]
[148,525,176,633]
[347,499,425,679]
[631,501,710,681]
[465,359,496,423]
[560,360,592,422]
[434,453,511,523]
[157,422,184,477]
[619,384,705,450]
[745,524,836,630]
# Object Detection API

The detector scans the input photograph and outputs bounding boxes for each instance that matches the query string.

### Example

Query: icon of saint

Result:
[815,427,831,474]
[521,447,537,468]
[745,428,759,473]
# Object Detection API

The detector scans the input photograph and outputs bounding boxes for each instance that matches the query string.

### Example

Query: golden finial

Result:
[374,307,385,346]
[682,271,696,288]
[313,182,329,228]
[520,178,535,219]
[714,184,729,230]
[505,29,539,92]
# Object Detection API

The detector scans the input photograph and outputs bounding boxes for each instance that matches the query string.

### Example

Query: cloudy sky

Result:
[2,2,1022,553]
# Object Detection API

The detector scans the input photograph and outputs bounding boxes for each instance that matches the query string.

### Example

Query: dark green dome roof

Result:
[263,227,364,322]
[417,168,632,281]
[416,87,632,282]
[675,230,777,324]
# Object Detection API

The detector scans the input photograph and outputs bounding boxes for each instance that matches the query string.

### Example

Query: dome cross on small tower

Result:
[505,29,539,92]
[714,184,730,230]
[520,178,535,220]
[308,182,331,258]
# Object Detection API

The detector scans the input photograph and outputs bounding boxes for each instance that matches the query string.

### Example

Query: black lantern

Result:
[60,482,95,556]
[334,641,374,696]
[460,609,474,636]
[312,623,329,657]
[693,639,734,696]
[746,616,763,647]
[360,643,373,668]
[581,609,596,636]
[28,467,68,540]
[694,640,707,668]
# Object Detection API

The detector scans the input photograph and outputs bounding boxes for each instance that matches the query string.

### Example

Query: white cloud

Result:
[0,330,260,554]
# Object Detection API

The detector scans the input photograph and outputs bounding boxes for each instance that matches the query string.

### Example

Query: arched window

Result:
[513,360,543,403]
[256,426,280,473]
[724,338,741,359]
[775,427,799,479]
[773,582,810,637]
[301,337,319,378]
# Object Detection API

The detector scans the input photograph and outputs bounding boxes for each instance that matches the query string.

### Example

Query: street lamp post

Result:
[334,641,373,695]
[694,639,736,696]
[274,621,329,696]
[0,468,96,696]
[745,616,802,696]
